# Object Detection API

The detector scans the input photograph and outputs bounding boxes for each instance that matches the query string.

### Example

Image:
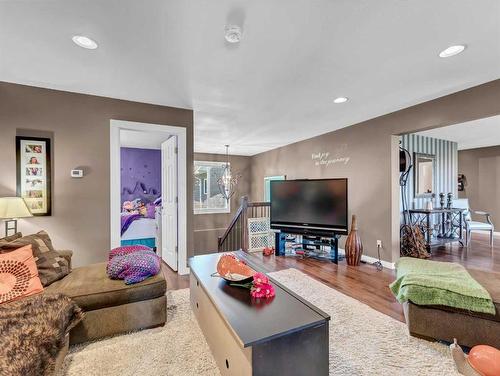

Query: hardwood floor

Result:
[430,232,500,272]
[241,251,405,322]
[162,261,189,290]
[164,232,499,324]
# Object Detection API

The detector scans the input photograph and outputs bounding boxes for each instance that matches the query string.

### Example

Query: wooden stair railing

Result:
[218,196,271,252]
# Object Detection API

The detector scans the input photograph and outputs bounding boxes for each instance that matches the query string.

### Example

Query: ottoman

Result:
[403,268,500,348]
[45,257,167,345]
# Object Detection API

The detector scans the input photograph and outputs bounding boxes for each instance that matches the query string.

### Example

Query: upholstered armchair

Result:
[453,199,494,247]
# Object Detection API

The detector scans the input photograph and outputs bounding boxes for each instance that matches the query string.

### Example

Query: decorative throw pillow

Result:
[0,232,23,246]
[145,203,156,219]
[0,231,69,286]
[0,244,43,304]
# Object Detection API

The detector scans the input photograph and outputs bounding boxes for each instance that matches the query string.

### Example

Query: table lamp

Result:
[0,197,33,237]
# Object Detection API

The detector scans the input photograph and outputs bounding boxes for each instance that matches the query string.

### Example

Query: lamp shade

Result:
[0,197,33,219]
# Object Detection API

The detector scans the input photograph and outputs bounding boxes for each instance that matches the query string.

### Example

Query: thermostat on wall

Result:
[71,169,84,178]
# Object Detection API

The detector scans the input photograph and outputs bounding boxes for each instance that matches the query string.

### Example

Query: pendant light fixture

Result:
[217,145,241,201]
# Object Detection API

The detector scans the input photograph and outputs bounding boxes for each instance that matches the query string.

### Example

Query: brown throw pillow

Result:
[0,232,23,246]
[0,231,69,286]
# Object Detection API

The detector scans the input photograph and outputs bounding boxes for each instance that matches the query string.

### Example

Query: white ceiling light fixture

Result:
[72,35,98,50]
[439,44,466,58]
[333,97,349,104]
[224,25,242,43]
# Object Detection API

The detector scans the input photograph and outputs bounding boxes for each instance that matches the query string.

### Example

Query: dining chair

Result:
[452,198,494,247]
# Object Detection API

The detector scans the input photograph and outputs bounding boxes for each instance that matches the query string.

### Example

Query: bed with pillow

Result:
[121,197,161,249]
[121,215,158,248]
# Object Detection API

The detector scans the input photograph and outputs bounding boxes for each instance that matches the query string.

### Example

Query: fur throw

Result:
[0,293,83,376]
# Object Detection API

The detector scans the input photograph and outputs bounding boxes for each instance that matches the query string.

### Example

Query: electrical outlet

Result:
[376,240,383,248]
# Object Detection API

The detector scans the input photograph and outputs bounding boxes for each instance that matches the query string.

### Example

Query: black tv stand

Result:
[275,231,342,264]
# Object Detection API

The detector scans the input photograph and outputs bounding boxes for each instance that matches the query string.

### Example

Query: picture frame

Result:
[16,136,52,216]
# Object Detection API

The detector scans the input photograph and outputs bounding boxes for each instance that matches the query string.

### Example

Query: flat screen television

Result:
[270,179,348,236]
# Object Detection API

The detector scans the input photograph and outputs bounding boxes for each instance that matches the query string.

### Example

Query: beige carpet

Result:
[61,289,219,376]
[270,268,459,375]
[62,268,459,375]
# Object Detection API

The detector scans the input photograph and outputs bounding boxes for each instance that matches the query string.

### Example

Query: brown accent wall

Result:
[250,80,500,263]
[193,153,252,254]
[458,146,500,228]
[0,82,193,267]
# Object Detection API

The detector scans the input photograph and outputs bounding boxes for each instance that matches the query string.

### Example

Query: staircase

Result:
[218,196,271,252]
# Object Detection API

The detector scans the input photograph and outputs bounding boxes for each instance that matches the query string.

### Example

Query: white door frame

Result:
[109,119,189,275]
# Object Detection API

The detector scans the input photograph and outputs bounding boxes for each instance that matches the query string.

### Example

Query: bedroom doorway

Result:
[110,120,188,275]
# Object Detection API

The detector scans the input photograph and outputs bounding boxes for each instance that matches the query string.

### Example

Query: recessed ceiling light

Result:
[333,97,348,104]
[439,45,466,58]
[225,25,242,43]
[72,35,98,50]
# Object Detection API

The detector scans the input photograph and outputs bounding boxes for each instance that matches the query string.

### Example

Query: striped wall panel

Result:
[401,134,458,210]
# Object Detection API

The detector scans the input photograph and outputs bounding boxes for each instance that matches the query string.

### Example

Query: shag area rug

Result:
[61,290,219,376]
[61,268,459,375]
[271,268,459,375]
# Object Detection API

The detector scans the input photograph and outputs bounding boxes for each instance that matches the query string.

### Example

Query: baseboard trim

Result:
[254,247,396,270]
[337,248,395,270]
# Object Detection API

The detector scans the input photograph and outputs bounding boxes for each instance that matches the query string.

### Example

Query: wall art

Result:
[16,136,51,216]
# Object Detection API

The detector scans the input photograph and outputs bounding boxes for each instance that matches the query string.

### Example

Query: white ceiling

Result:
[120,129,171,149]
[417,115,500,150]
[1,1,499,156]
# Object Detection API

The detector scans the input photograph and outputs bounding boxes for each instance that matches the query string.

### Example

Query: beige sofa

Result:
[46,250,167,345]
[403,268,500,348]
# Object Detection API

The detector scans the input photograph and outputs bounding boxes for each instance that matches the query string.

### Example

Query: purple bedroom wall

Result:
[120,147,162,205]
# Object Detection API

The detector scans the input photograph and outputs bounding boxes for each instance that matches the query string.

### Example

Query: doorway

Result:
[263,175,286,202]
[110,120,188,275]
[393,115,500,272]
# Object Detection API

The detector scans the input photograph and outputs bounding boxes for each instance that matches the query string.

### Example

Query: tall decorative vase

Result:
[345,215,363,266]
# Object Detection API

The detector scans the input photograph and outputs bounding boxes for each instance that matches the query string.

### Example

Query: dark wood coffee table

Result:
[189,252,330,376]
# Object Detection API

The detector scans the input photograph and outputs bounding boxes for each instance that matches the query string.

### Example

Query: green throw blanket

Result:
[390,257,495,315]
